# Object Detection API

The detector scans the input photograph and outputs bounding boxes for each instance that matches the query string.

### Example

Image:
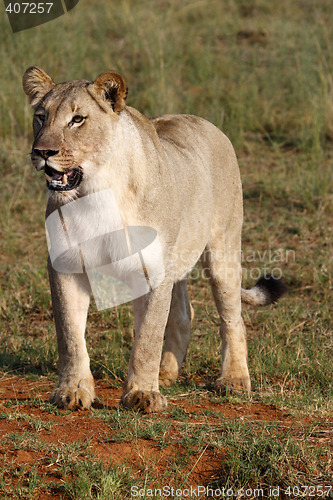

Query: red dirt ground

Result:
[0,376,331,499]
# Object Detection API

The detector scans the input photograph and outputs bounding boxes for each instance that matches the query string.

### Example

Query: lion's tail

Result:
[241,275,287,306]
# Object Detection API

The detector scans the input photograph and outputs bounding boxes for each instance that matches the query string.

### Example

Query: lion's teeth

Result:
[45,172,68,185]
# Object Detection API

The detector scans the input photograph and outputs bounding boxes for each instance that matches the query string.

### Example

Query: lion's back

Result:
[151,113,241,204]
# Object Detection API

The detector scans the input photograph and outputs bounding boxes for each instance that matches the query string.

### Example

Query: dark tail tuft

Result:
[241,275,287,306]
[255,275,288,304]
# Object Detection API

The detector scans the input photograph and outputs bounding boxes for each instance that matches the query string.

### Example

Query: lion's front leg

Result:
[121,282,173,413]
[48,258,95,410]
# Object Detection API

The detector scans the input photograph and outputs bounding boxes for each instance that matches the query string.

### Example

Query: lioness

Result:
[23,67,286,413]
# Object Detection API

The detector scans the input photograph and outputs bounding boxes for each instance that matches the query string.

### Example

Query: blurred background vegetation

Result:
[1,0,333,151]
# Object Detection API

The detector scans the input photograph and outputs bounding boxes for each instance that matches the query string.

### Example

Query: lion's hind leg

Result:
[159,279,192,386]
[201,244,251,395]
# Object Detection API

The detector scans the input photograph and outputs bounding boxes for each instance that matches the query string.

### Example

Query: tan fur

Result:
[23,66,275,412]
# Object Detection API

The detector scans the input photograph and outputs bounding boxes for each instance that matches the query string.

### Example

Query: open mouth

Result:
[45,164,83,192]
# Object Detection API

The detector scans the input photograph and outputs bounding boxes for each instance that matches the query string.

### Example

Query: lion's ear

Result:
[23,66,55,109]
[90,71,127,114]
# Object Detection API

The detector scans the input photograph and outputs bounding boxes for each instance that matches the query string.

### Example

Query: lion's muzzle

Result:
[44,164,83,192]
[31,148,83,192]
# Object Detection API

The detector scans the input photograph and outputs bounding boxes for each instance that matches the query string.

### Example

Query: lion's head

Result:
[23,67,128,199]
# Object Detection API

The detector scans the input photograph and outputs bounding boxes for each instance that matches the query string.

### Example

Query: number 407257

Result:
[5,3,53,14]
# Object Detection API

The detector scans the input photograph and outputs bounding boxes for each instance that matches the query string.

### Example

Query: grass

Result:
[210,420,332,493]
[1,405,331,498]
[0,0,332,497]
[93,405,172,443]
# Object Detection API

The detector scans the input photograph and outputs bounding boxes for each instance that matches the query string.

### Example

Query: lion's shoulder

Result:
[151,114,208,135]
[149,114,227,154]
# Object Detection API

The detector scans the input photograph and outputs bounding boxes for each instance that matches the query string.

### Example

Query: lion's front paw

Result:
[49,380,95,410]
[215,376,251,395]
[120,390,168,413]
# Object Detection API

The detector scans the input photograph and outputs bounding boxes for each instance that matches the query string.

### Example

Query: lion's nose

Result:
[34,149,59,159]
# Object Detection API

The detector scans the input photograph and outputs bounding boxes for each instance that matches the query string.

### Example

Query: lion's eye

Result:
[71,115,85,125]
[35,113,45,123]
